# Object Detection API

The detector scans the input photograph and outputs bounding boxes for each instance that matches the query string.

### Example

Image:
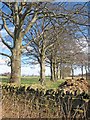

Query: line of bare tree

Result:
[0,2,89,85]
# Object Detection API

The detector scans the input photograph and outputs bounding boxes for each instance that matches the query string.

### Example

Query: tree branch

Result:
[22,35,34,49]
[22,13,37,35]
[0,34,12,50]
[22,30,44,49]
[0,52,11,59]
[2,17,14,38]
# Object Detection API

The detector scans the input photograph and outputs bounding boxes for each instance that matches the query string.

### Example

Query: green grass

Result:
[0,76,65,89]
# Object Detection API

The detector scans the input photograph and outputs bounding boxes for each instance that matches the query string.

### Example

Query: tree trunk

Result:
[9,3,22,85]
[50,59,54,81]
[62,71,64,79]
[81,65,83,78]
[53,59,57,81]
[60,69,62,79]
[10,49,21,85]
[62,64,65,79]
[85,66,87,80]
[71,69,74,79]
[60,63,62,79]
[40,55,45,85]
[71,65,74,79]
[10,34,22,85]
[56,64,59,80]
[86,69,87,80]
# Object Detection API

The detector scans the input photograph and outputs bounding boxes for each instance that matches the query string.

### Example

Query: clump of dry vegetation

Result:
[59,78,89,94]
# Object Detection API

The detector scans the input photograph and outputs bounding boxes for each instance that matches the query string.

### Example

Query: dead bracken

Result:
[58,78,89,94]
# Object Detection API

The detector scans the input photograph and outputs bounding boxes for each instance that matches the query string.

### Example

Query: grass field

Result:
[0,76,65,89]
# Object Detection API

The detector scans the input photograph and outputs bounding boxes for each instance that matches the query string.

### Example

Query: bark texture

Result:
[10,46,21,84]
[39,45,46,85]
[40,60,45,85]
[50,54,54,81]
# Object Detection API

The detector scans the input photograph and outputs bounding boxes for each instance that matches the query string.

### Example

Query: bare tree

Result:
[0,2,88,85]
[0,2,53,84]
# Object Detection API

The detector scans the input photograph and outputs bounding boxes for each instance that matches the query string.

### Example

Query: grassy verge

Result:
[0,76,65,89]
